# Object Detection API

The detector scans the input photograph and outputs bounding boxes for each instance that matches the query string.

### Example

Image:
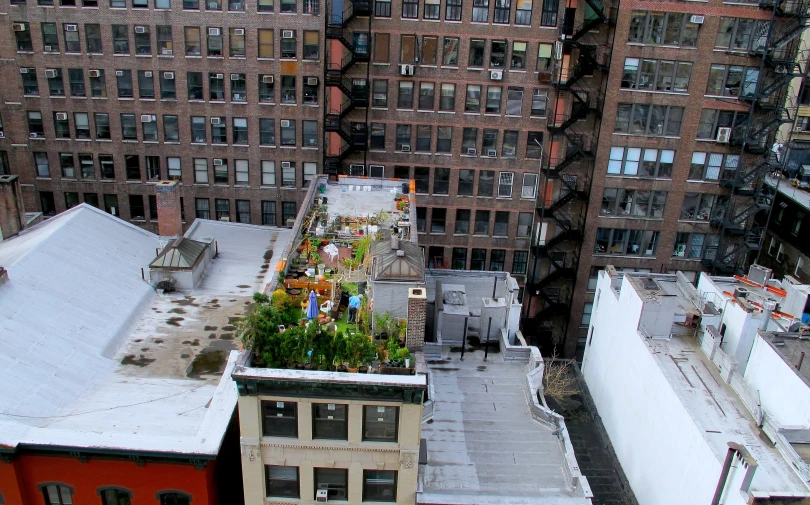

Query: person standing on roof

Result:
[348,294,362,324]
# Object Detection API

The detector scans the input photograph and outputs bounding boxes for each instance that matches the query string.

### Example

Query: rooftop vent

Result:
[748,264,772,287]
[734,287,749,299]
[643,277,660,291]
[396,250,405,257]
[391,234,399,250]
[412,289,422,296]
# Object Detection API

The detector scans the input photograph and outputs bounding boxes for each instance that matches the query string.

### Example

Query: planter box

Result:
[379,365,414,375]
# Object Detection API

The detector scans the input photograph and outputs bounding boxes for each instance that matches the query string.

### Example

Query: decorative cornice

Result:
[235,379,425,405]
[259,443,401,453]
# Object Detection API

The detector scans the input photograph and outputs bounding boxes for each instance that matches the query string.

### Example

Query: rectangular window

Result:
[74,113,90,139]
[489,249,505,271]
[15,22,33,52]
[628,11,700,47]
[465,85,481,112]
[280,119,296,145]
[112,25,129,54]
[433,167,449,193]
[43,23,60,53]
[232,117,248,144]
[312,403,348,440]
[370,123,386,150]
[196,198,210,219]
[28,111,45,137]
[125,155,141,180]
[282,162,296,186]
[60,153,76,178]
[716,18,767,52]
[418,82,435,110]
[364,471,397,502]
[188,72,204,100]
[86,24,102,53]
[473,209,490,235]
[134,25,151,55]
[208,27,223,56]
[503,130,518,157]
[396,124,411,151]
[94,113,110,139]
[540,0,557,26]
[120,113,137,139]
[303,120,318,147]
[315,469,348,501]
[455,209,470,234]
[402,0,417,17]
[531,89,547,116]
[445,0,461,19]
[458,170,474,195]
[34,152,50,177]
[494,0,510,23]
[262,201,276,225]
[185,27,202,55]
[493,211,509,236]
[581,303,592,326]
[53,112,70,139]
[215,198,230,220]
[260,75,275,103]
[498,172,513,197]
[63,24,81,53]
[22,68,39,96]
[472,0,488,21]
[375,0,391,16]
[608,147,674,178]
[414,166,429,193]
[258,0,273,11]
[515,0,531,24]
[282,201,296,223]
[142,119,157,141]
[138,70,155,99]
[303,31,319,59]
[478,170,494,196]
[258,30,274,58]
[168,157,181,180]
[194,158,209,183]
[47,68,65,97]
[422,36,438,65]
[621,58,693,92]
[99,155,114,179]
[281,30,296,58]
[437,127,452,153]
[451,247,467,268]
[468,39,485,67]
[79,154,95,179]
[364,405,398,441]
[156,26,173,56]
[262,401,297,437]
[594,228,660,256]
[281,75,296,103]
[266,466,299,499]
[490,40,506,67]
[161,72,176,99]
[696,109,747,141]
[261,161,276,185]
[260,119,276,145]
[470,249,486,270]
[116,69,133,98]
[230,28,246,57]
[613,103,684,136]
[673,232,706,258]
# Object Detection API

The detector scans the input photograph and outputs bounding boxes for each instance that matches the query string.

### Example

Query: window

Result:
[184,0,198,8]
[230,28,246,57]
[138,71,155,99]
[607,147,674,178]
[156,26,173,56]
[521,174,537,198]
[86,24,102,53]
[375,0,391,16]
[34,152,50,177]
[185,27,202,56]
[489,249,505,271]
[168,157,181,180]
[681,193,726,221]
[116,69,133,98]
[512,251,528,274]
[431,208,447,233]
[540,0,557,25]
[402,0,417,17]
[621,58,693,92]
[456,170,474,195]
[454,209,470,234]
[673,232,706,258]
[62,24,81,53]
[312,403,348,439]
[95,113,110,139]
[304,0,319,13]
[134,26,151,55]
[614,103,684,136]
[60,153,76,178]
[89,69,106,97]
[600,189,667,218]
[195,198,210,219]
[465,85,481,113]
[282,202,296,223]
[689,152,737,181]
[315,469,348,501]
[40,485,73,505]
[372,34,390,64]
[526,132,543,159]
[503,131,518,157]
[472,0,488,22]
[260,119,276,146]
[112,25,129,54]
[696,109,747,141]
[281,30,296,58]
[189,116,206,143]
[537,43,552,74]
[418,82,435,110]
[54,113,70,138]
[302,31,319,60]
[215,198,230,220]
[280,119,295,145]
[209,117,226,143]
[396,124,411,151]
[74,113,90,139]
[282,162,296,186]
[531,89,547,116]
[414,125,431,152]
[370,123,386,150]
[498,172,513,197]
[490,40,506,67]
[706,64,758,98]
[628,11,700,47]
[208,27,223,56]
[369,80,388,108]
[15,22,33,51]
[79,154,95,179]
[262,201,276,225]
[281,76,296,103]
[125,155,141,180]
[511,41,526,68]
[121,113,137,140]
[157,72,176,99]
[478,170,494,196]
[65,192,80,209]
[42,24,60,50]
[433,167,449,194]
[262,400,298,437]
[363,405,398,441]
[99,155,115,179]
[259,75,275,103]
[363,471,397,502]
[22,68,38,96]
[213,158,228,184]
[187,72,204,100]
[303,120,318,147]
[280,0,295,11]
[581,303,592,326]
[193,158,209,183]
[517,212,531,237]
[493,0,510,22]
[437,127,452,153]
[468,39,485,67]
[493,211,509,236]
[716,18,768,52]
[48,69,65,97]
[130,194,146,220]
[261,160,276,186]
[230,117,247,145]
[266,466,299,499]
[303,162,317,187]
[421,36,438,66]
[28,111,45,137]
[424,0,440,18]
[257,30,274,59]
[515,0,531,24]
[594,228,660,256]
[157,492,191,505]
[209,73,225,101]
[470,249,486,270]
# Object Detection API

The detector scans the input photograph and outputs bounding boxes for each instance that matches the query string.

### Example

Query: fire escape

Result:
[703,0,808,273]
[323,0,371,176]
[523,0,616,348]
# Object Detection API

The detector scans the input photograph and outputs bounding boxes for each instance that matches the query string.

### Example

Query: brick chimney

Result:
[0,175,26,241]
[406,287,427,350]
[154,181,183,238]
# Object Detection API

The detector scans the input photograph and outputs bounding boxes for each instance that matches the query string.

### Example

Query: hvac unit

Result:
[307,77,318,85]
[88,70,101,78]
[209,27,221,36]
[233,28,245,35]
[213,158,224,165]
[161,48,173,55]
[64,24,78,32]
[716,127,731,143]
[795,125,805,132]
[163,71,175,79]
[230,73,241,80]
[210,117,221,124]
[144,71,153,77]
[55,113,68,120]
[134,25,147,34]
[487,149,497,157]
[110,206,117,216]
[282,30,294,38]
[316,490,329,503]
[400,64,414,76]
[115,70,125,77]
[19,68,28,74]
[262,75,274,84]
[490,70,503,81]
[214,73,224,79]
[280,119,291,127]
[0,132,5,139]
[689,15,705,24]
[281,161,292,169]
[208,1,219,7]
[30,132,42,139]
[12,23,26,32]
[467,148,477,156]
[44,45,54,52]
[45,69,58,78]
[748,264,773,286]
[400,144,411,152]
[141,115,154,122]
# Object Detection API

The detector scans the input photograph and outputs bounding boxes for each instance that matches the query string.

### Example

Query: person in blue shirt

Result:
[348,294,362,323]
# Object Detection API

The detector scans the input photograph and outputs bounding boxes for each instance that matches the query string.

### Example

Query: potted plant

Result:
[394,347,411,369]
[345,332,376,372]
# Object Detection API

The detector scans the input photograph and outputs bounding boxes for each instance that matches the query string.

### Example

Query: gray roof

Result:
[372,240,424,281]
[150,236,208,269]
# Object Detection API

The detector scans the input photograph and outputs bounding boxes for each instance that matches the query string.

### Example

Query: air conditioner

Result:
[12,23,26,32]
[230,73,241,80]
[163,72,175,79]
[795,125,805,132]
[144,71,153,77]
[115,70,125,77]
[141,114,154,122]
[280,119,290,127]
[262,75,274,84]
[466,148,477,156]
[0,132,5,139]
[490,70,503,81]
[316,490,329,503]
[401,144,411,152]
[281,161,291,168]
[210,117,221,124]
[233,28,245,35]
[161,48,173,55]
[208,27,221,36]
[19,68,28,74]
[110,206,117,216]
[44,45,54,52]
[282,30,294,38]
[307,77,318,85]
[208,1,219,7]
[88,70,101,78]
[134,25,147,34]
[214,73,224,79]
[400,64,414,76]
[45,69,57,78]
[689,15,705,24]
[716,127,731,143]
[55,112,68,120]
[213,158,224,165]
[65,24,78,32]
[30,132,41,138]
[487,149,497,157]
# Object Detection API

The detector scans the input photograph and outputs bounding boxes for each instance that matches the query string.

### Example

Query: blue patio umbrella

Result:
[306,290,319,320]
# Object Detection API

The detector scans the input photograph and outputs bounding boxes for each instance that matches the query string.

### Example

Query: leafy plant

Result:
[345,332,377,368]
[394,347,411,361]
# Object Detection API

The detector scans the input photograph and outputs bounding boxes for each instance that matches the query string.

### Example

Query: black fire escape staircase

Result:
[704,0,807,274]
[323,0,371,175]
[524,0,616,337]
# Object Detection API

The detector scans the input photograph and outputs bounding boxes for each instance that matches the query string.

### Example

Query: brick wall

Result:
[406,287,427,350]
[154,180,182,237]
[0,175,26,239]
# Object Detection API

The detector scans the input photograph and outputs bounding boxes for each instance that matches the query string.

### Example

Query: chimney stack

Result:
[154,181,183,238]
[406,287,427,350]
[391,233,399,250]
[0,175,26,241]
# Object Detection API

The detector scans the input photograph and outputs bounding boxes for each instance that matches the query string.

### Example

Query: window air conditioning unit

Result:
[689,15,705,24]
[213,158,224,165]
[12,23,26,32]
[110,206,117,216]
[19,68,28,74]
[65,24,78,32]
[307,77,318,85]
[209,27,221,36]
[44,45,53,52]
[230,73,241,80]
[30,132,41,138]
[115,70,125,77]
[467,148,477,156]
[88,70,101,78]
[141,114,154,122]
[134,25,147,34]
[163,71,175,79]
[490,70,503,80]
[234,28,245,35]
[262,75,274,84]
[281,161,292,168]
[280,119,291,127]
[208,1,219,7]
[55,112,68,120]
[214,73,224,79]
[401,144,411,152]
[487,149,497,157]
[210,117,221,124]
[0,132,5,139]
[716,127,731,143]
[400,64,414,76]
[161,48,173,55]
[282,30,294,38]
[795,125,805,132]
[316,490,329,503]
[144,71,153,77]
[45,69,58,78]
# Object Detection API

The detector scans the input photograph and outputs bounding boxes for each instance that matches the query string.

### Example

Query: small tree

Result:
[542,358,578,404]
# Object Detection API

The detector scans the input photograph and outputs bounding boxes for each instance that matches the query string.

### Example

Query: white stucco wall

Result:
[582,273,724,505]
[744,336,810,429]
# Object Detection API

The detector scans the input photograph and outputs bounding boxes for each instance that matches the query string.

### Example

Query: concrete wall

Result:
[373,281,417,323]
[697,275,758,368]
[582,272,724,505]
[239,394,422,505]
[744,336,810,429]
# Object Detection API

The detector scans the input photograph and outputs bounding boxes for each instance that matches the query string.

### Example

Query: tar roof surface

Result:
[322,177,404,227]
[420,350,591,505]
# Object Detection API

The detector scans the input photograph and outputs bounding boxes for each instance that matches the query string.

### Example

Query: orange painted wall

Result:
[0,453,217,505]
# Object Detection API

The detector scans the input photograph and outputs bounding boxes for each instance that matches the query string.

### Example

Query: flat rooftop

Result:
[420,349,591,505]
[766,175,810,211]
[624,275,808,495]
[760,332,810,385]
[321,177,407,234]
[0,206,291,455]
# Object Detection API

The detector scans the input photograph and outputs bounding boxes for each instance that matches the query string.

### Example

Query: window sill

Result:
[620,88,689,96]
[438,111,456,114]
[260,145,277,148]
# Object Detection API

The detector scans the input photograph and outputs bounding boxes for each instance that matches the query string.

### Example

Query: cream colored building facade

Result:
[233,365,427,505]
